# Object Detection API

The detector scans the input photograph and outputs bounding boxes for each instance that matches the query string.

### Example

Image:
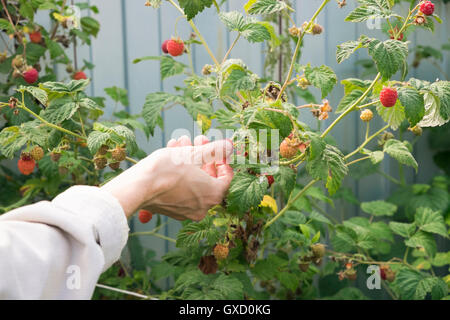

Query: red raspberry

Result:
[380,87,398,108]
[419,1,435,16]
[73,71,87,80]
[18,153,35,175]
[167,39,184,57]
[266,175,274,187]
[161,40,170,54]
[138,209,153,223]
[23,68,39,84]
[29,31,42,44]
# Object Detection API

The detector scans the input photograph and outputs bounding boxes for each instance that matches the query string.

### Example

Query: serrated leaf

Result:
[405,231,437,257]
[336,89,365,113]
[361,200,397,216]
[176,217,219,248]
[389,221,416,238]
[306,144,348,195]
[247,0,288,15]
[396,269,447,300]
[179,0,213,20]
[104,86,129,106]
[227,171,268,213]
[430,81,450,121]
[87,130,109,154]
[418,92,449,127]
[277,272,298,292]
[398,87,425,126]
[133,56,187,80]
[304,65,337,99]
[21,86,48,106]
[274,165,296,198]
[41,79,90,93]
[336,40,363,64]
[376,100,406,130]
[383,139,418,171]
[142,92,184,135]
[80,16,100,37]
[345,0,392,22]
[362,149,384,164]
[41,99,79,124]
[415,207,447,237]
[367,39,408,80]
[221,69,256,94]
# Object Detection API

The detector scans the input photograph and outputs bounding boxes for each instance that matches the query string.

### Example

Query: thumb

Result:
[194,139,234,166]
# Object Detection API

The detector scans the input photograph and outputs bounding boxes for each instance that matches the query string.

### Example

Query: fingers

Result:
[167,135,192,148]
[202,163,217,178]
[216,164,234,189]
[167,139,177,148]
[195,139,234,166]
[194,135,209,146]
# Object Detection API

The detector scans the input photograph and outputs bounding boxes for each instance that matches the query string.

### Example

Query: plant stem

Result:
[78,111,86,137]
[365,121,370,140]
[95,284,156,300]
[166,0,219,66]
[403,246,409,263]
[277,0,331,101]
[321,72,381,138]
[264,179,318,229]
[377,169,401,185]
[344,124,390,160]
[346,156,371,167]
[126,156,138,164]
[130,231,176,243]
[19,103,85,140]
[222,33,240,64]
[356,100,378,110]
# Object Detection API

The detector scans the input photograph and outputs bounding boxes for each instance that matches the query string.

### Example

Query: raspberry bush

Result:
[1,0,449,300]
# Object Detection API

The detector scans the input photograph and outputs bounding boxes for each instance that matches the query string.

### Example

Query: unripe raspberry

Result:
[18,153,35,175]
[312,24,323,35]
[50,151,61,162]
[213,243,229,261]
[109,162,121,170]
[111,146,126,162]
[414,15,426,25]
[202,64,212,75]
[97,144,109,156]
[311,243,326,259]
[94,156,107,170]
[419,1,435,16]
[138,209,153,223]
[409,125,423,136]
[30,146,44,161]
[380,87,398,107]
[345,268,357,281]
[385,269,396,283]
[11,55,24,69]
[360,109,374,122]
[289,26,301,37]
[299,262,310,272]
[280,138,300,159]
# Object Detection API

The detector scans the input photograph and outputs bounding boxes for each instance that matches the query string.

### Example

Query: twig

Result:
[95,284,158,300]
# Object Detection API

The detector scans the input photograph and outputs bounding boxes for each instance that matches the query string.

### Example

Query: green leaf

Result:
[45,38,66,59]
[80,16,100,37]
[405,231,437,258]
[383,139,418,171]
[418,92,448,128]
[252,254,287,280]
[367,39,408,80]
[87,131,109,154]
[104,86,129,107]
[396,269,447,300]
[273,165,296,198]
[226,171,268,214]
[415,207,447,237]
[211,274,244,300]
[133,55,187,80]
[247,0,288,15]
[241,22,271,43]
[219,11,248,32]
[398,87,425,126]
[331,226,357,252]
[306,144,348,195]
[41,99,79,124]
[389,221,416,238]
[20,86,48,106]
[336,89,365,113]
[178,0,213,20]
[221,69,257,94]
[0,127,27,158]
[0,18,14,34]
[361,200,397,216]
[361,149,384,164]
[219,11,271,43]
[142,92,184,135]
[304,65,337,99]
[176,217,219,248]
[277,272,298,292]
[336,40,363,64]
[430,81,450,121]
[41,79,90,93]
[376,99,405,130]
[345,0,392,22]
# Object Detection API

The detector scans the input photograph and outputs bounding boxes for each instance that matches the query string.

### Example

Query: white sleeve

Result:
[0,186,129,300]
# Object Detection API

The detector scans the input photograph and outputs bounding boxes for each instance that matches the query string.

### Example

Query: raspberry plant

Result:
[1,0,450,300]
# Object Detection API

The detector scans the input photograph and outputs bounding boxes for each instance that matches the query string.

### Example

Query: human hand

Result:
[101,136,234,221]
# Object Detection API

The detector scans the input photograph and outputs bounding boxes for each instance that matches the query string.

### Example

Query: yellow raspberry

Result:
[213,244,229,261]
[360,109,374,122]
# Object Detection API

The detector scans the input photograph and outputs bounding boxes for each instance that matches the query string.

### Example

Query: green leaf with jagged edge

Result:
[20,86,48,107]
[395,269,448,300]
[405,231,437,258]
[226,171,269,214]
[87,130,109,154]
[306,144,348,195]
[336,89,366,113]
[221,69,257,95]
[277,272,299,292]
[389,221,416,238]
[367,39,408,80]
[376,99,405,130]
[414,207,447,238]
[336,40,364,64]
[341,78,372,95]
[142,92,184,135]
[345,0,393,22]
[274,165,296,198]
[383,139,418,171]
[251,254,288,280]
[132,56,187,80]
[398,87,425,127]
[92,122,138,154]
[176,216,219,248]
[179,0,213,20]
[219,11,271,43]
[80,16,100,37]
[331,225,358,252]
[0,18,14,34]
[104,86,129,107]
[41,98,79,124]
[361,148,384,164]
[214,109,238,129]
[41,79,91,93]
[430,81,450,121]
[303,64,337,99]
[361,200,397,216]
[246,0,288,15]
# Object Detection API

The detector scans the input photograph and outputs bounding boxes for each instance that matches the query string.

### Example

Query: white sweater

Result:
[0,186,130,299]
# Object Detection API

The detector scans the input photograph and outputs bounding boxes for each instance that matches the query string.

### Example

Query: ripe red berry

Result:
[29,31,42,44]
[167,39,184,57]
[266,175,274,187]
[138,209,153,223]
[23,68,39,84]
[18,154,35,175]
[380,87,398,108]
[420,1,435,16]
[161,40,170,54]
[73,71,87,80]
